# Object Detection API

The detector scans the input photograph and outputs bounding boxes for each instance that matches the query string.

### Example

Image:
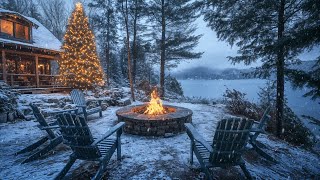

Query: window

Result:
[15,23,29,40]
[0,19,30,41]
[0,19,13,36]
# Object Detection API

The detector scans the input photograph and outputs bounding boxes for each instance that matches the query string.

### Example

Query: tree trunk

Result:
[106,3,111,86]
[123,0,135,101]
[160,0,166,97]
[132,0,138,84]
[276,0,285,137]
[106,46,110,85]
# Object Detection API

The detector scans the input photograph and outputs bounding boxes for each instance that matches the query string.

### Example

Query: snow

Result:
[0,8,61,52]
[0,94,319,179]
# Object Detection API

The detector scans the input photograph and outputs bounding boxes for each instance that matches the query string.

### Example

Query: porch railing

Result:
[5,73,62,88]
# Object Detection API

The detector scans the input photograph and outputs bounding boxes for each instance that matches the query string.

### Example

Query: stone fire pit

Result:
[116,105,192,136]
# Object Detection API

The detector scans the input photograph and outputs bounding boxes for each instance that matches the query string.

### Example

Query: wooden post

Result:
[35,55,39,87]
[1,50,7,82]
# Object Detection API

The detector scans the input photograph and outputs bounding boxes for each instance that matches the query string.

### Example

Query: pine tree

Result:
[285,0,320,100]
[89,0,120,85]
[202,0,306,137]
[148,0,203,97]
[59,3,104,90]
[119,0,135,101]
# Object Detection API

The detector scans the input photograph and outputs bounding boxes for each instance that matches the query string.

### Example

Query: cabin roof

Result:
[0,8,62,52]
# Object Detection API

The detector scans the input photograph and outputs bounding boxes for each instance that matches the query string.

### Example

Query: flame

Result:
[144,90,166,115]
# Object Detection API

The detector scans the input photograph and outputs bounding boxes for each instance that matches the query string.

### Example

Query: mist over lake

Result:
[179,79,320,120]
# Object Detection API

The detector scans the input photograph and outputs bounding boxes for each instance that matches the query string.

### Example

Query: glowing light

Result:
[144,90,166,115]
[58,2,105,90]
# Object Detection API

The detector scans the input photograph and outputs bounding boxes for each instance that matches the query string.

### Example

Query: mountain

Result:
[172,66,254,80]
[172,60,317,80]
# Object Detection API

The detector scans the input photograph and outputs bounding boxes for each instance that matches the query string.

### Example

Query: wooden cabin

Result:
[0,8,62,91]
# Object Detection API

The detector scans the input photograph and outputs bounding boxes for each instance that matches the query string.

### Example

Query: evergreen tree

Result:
[129,0,148,84]
[285,0,320,100]
[59,3,104,90]
[202,0,306,137]
[89,0,120,85]
[119,0,135,101]
[148,0,203,97]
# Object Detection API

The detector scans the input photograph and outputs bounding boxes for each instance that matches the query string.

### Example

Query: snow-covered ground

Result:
[0,94,319,179]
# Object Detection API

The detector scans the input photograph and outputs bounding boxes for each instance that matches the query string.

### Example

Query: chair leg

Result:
[117,138,121,161]
[251,141,277,163]
[22,136,63,164]
[99,101,102,117]
[55,154,77,180]
[239,163,252,180]
[16,136,48,155]
[190,140,194,164]
[93,161,108,180]
[99,110,102,118]
[203,166,213,180]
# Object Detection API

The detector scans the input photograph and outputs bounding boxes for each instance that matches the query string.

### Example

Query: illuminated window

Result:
[15,23,29,40]
[0,19,14,36]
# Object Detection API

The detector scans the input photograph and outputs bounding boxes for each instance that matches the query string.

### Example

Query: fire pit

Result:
[116,90,192,136]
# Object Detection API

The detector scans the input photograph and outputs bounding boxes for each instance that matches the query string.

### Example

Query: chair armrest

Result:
[250,128,264,133]
[253,121,260,125]
[92,122,125,145]
[185,123,213,153]
[48,108,79,115]
[40,125,60,130]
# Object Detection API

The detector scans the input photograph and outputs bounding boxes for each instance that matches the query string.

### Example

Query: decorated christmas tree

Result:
[59,3,104,90]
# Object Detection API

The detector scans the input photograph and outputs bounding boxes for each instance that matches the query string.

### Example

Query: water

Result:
[179,79,320,120]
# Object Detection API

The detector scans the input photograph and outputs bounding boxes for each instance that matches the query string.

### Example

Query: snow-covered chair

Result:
[55,113,125,180]
[249,106,277,162]
[70,89,103,120]
[185,117,254,179]
[16,103,76,163]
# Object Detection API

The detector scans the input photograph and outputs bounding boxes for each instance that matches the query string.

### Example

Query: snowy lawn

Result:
[0,97,319,179]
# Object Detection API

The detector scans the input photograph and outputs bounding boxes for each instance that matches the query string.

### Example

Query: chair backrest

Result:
[209,117,254,165]
[251,106,271,141]
[56,113,101,159]
[29,103,56,139]
[70,89,86,106]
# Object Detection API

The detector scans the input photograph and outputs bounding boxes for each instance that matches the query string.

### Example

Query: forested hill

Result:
[173,60,317,80]
[172,66,254,80]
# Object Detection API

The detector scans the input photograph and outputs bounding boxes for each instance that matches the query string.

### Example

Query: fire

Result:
[144,90,166,115]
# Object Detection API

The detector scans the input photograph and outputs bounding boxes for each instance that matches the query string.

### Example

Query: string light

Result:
[58,2,105,90]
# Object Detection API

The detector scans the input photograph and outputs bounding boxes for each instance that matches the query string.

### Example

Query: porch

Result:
[1,49,62,88]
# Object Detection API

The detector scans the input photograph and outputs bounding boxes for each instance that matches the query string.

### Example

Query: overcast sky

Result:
[174,17,320,72]
[173,17,260,73]
[66,1,319,72]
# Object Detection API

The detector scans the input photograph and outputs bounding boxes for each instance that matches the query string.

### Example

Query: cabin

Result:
[0,8,62,91]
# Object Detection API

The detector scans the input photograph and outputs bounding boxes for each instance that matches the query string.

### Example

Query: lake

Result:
[179,79,320,121]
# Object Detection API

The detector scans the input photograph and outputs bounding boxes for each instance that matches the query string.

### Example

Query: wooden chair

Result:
[249,106,277,162]
[185,118,254,180]
[55,113,125,180]
[16,103,76,163]
[70,89,103,120]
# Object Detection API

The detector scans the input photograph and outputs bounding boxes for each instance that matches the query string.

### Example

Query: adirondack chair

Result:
[16,103,77,164]
[185,117,254,180]
[249,106,277,162]
[55,113,125,180]
[70,89,103,120]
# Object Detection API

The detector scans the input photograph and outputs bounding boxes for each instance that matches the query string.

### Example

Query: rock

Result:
[7,112,15,122]
[0,113,7,123]
[47,98,60,104]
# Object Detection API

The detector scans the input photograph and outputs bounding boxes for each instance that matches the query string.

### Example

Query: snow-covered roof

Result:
[0,8,62,52]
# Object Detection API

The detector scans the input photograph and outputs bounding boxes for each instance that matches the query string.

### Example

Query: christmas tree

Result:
[59,3,104,90]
